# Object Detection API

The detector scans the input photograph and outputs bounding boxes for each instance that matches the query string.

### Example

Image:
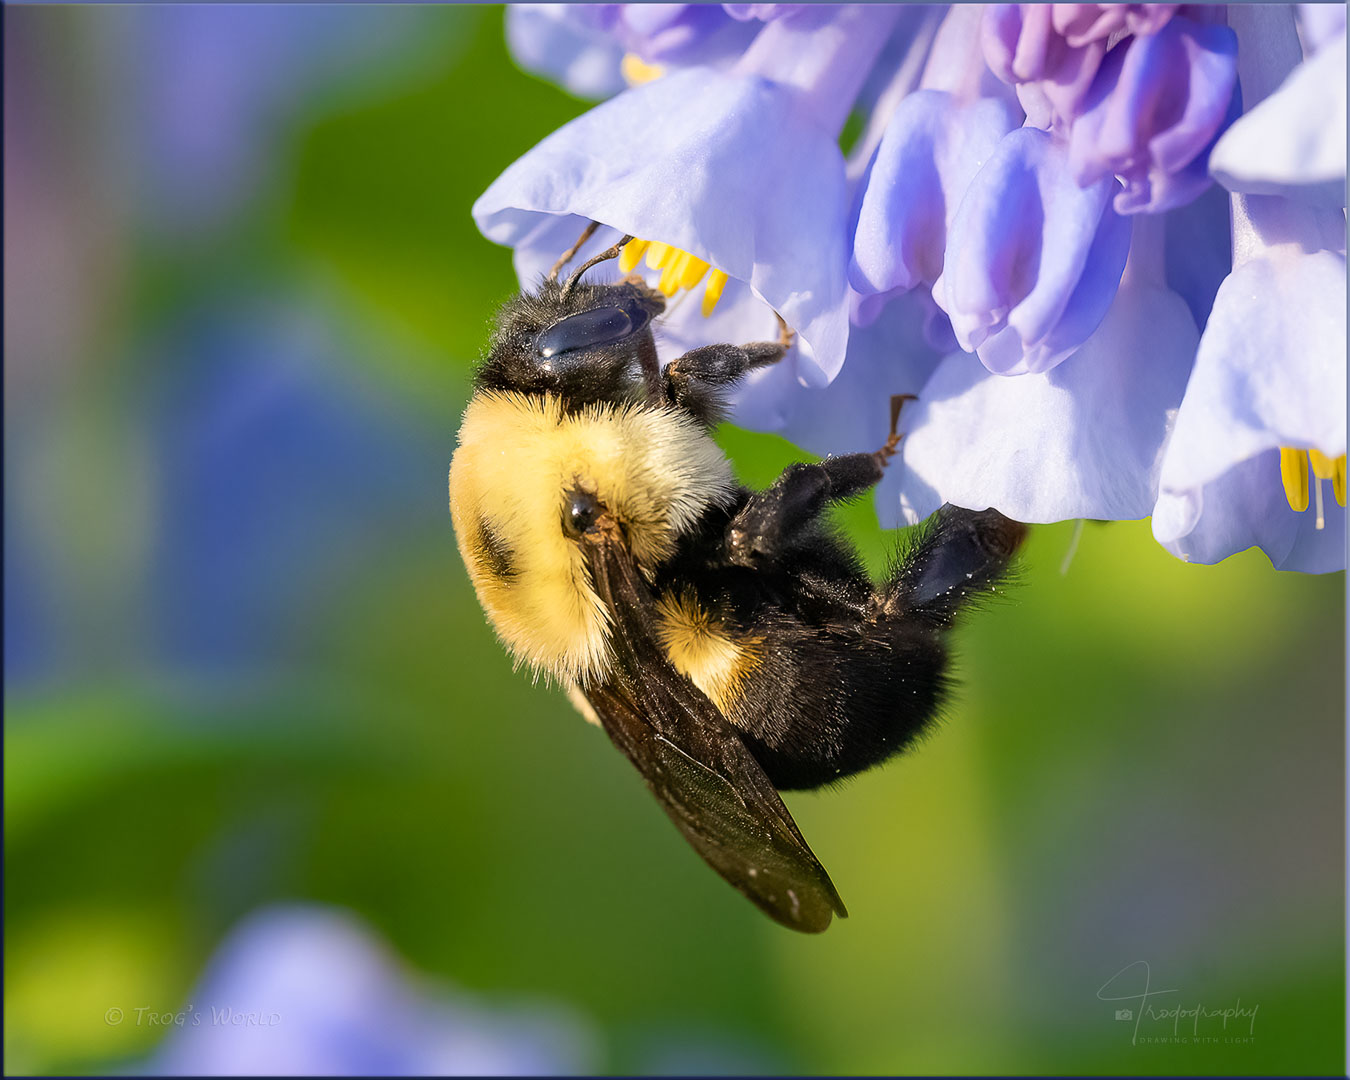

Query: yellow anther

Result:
[618,238,649,274]
[1308,448,1336,479]
[646,241,672,271]
[626,237,727,317]
[659,254,684,297]
[1334,456,1346,507]
[1280,447,1309,512]
[621,54,666,86]
[679,253,710,289]
[702,269,729,317]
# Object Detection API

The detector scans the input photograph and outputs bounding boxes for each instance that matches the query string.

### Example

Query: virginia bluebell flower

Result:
[147,906,596,1075]
[476,5,907,386]
[128,5,430,233]
[480,4,1346,571]
[1153,4,1347,571]
[507,3,762,98]
[1208,4,1346,208]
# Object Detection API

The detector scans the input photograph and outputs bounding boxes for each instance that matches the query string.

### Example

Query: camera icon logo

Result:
[1115,1009,1133,1021]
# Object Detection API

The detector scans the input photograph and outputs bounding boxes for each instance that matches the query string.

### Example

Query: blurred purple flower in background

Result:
[146,306,441,678]
[148,906,597,1076]
[484,3,1346,571]
[4,7,448,692]
[128,5,436,234]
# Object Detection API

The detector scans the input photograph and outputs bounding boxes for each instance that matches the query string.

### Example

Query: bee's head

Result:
[477,277,667,407]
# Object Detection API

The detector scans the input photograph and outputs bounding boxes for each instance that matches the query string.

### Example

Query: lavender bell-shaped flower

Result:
[1153,5,1347,572]
[981,4,1111,129]
[896,215,1198,524]
[849,5,1023,325]
[983,5,1239,215]
[505,6,628,99]
[1208,6,1346,208]
[476,5,905,386]
[1068,13,1239,214]
[507,4,762,99]
[932,125,1132,375]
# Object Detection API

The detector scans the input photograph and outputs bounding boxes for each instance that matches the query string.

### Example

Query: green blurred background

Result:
[4,5,1344,1075]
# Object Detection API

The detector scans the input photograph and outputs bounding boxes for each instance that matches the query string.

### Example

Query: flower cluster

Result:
[476,4,1346,571]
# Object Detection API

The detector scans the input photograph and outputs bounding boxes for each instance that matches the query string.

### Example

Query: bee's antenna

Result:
[560,234,635,300]
[546,221,601,282]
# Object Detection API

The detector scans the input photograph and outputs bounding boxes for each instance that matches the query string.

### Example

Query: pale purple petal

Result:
[732,5,904,133]
[1298,3,1346,54]
[1157,244,1347,500]
[934,126,1131,374]
[608,4,760,65]
[1154,451,1346,572]
[896,277,1197,524]
[919,4,1024,105]
[505,6,626,99]
[1069,16,1238,214]
[982,4,1107,126]
[722,4,794,22]
[506,5,760,91]
[850,90,1021,300]
[1210,32,1347,208]
[1053,4,1179,47]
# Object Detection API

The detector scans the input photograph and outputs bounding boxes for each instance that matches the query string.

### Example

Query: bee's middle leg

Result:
[725,455,883,568]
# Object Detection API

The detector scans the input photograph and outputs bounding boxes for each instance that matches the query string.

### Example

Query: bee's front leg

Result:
[663,340,787,425]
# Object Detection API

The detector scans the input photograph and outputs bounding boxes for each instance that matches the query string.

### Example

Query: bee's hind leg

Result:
[883,506,1028,626]
[725,393,920,570]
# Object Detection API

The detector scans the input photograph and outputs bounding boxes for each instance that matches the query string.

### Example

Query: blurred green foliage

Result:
[5,7,1344,1076]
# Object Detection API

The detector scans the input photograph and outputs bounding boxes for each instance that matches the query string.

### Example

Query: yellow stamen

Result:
[625,236,730,317]
[659,253,685,297]
[1280,447,1309,512]
[702,269,729,317]
[1334,456,1346,507]
[621,54,666,86]
[679,253,710,289]
[1308,448,1336,479]
[645,241,672,271]
[618,238,649,273]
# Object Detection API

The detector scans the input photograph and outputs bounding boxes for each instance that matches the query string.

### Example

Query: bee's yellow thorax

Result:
[448,391,736,683]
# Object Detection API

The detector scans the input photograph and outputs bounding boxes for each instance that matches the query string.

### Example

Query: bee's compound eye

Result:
[537,305,639,360]
[563,488,604,538]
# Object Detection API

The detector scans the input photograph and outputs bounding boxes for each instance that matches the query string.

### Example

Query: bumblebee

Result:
[449,232,1026,933]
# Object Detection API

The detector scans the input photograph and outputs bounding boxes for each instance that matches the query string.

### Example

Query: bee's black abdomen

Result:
[698,504,1026,792]
[733,617,950,791]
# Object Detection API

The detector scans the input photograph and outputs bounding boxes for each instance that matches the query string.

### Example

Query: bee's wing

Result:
[579,520,847,934]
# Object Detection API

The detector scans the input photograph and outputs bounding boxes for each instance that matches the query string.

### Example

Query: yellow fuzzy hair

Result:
[449,391,737,684]
[653,587,761,716]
